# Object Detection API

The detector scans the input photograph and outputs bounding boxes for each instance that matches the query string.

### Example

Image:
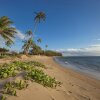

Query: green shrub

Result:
[44,50,62,56]
[0,65,18,79]
[3,82,17,96]
[12,61,46,70]
[1,95,6,100]
[25,69,61,88]
[27,61,45,68]
[14,80,29,90]
[0,61,46,79]
[3,80,28,96]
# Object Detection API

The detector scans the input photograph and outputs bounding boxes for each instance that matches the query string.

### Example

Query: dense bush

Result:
[44,50,62,56]
[0,48,9,53]
[30,44,43,55]
[29,44,62,56]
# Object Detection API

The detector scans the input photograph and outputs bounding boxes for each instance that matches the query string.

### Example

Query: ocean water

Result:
[55,56,100,80]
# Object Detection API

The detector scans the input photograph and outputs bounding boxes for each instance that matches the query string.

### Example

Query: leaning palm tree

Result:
[45,45,48,50]
[22,30,34,54]
[34,11,46,33]
[37,38,42,44]
[26,30,33,37]
[22,38,34,54]
[0,16,17,46]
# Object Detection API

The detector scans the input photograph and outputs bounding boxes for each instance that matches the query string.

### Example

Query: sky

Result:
[0,0,100,56]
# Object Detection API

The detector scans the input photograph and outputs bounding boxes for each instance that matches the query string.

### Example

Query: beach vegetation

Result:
[1,95,6,100]
[0,61,46,79]
[2,80,28,97]
[0,59,61,100]
[0,64,18,79]
[44,50,62,56]
[30,43,43,55]
[25,69,61,88]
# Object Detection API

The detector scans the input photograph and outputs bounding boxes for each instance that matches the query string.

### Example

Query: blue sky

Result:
[0,0,100,55]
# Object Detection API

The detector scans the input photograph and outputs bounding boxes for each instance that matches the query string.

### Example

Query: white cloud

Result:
[16,29,25,40]
[96,39,100,41]
[57,44,100,56]
[11,25,25,40]
[90,44,100,47]
[0,36,5,47]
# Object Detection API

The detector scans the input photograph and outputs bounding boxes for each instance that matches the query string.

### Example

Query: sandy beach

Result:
[0,55,100,100]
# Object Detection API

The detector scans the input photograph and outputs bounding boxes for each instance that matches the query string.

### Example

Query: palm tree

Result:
[26,30,33,37]
[31,43,43,55]
[22,30,34,54]
[45,45,48,50]
[34,11,46,33]
[22,38,34,54]
[37,38,42,43]
[0,16,17,46]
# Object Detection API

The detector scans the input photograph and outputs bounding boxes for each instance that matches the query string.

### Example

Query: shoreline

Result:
[0,55,100,100]
[54,56,100,81]
[53,57,100,88]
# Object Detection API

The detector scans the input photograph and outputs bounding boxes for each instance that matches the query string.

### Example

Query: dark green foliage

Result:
[0,48,9,53]
[30,44,43,55]
[44,50,62,56]
[37,38,42,43]
[34,12,46,23]
[34,12,46,33]
[0,48,9,59]
[22,38,34,54]
[0,16,17,46]
[25,69,61,88]
[22,30,34,54]
[30,44,62,56]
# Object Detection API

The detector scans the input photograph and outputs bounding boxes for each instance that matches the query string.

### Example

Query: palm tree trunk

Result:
[0,30,3,34]
[33,20,38,36]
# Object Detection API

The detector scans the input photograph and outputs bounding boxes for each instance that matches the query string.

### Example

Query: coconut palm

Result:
[22,30,34,54]
[22,38,34,54]
[31,43,43,55]
[37,38,42,43]
[45,45,48,50]
[0,16,17,46]
[26,30,33,37]
[34,11,46,33]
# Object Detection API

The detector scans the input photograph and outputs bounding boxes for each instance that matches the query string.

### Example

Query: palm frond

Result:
[0,16,17,46]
